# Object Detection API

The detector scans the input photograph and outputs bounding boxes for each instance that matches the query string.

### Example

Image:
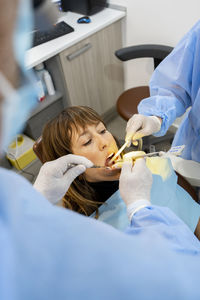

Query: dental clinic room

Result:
[1,1,200,299]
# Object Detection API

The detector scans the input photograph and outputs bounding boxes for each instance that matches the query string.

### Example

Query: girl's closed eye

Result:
[83,139,92,146]
[100,129,106,134]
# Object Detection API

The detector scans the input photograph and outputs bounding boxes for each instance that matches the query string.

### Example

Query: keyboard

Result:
[33,21,74,47]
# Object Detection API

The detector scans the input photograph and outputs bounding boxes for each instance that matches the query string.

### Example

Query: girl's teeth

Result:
[107,152,115,159]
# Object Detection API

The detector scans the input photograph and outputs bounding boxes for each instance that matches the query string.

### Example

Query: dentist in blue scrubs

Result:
[125,19,200,163]
[1,1,200,299]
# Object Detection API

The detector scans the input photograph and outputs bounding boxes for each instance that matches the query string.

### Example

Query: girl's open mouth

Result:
[105,152,115,167]
[105,152,122,167]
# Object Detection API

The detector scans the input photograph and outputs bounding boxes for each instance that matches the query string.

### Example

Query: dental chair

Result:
[33,136,198,202]
[33,136,45,163]
[115,44,174,149]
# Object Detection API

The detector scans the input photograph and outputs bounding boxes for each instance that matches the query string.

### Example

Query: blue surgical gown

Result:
[138,20,200,162]
[94,171,200,232]
[1,167,200,300]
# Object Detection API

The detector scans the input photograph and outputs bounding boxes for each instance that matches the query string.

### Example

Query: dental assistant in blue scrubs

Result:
[125,19,200,163]
[1,1,200,299]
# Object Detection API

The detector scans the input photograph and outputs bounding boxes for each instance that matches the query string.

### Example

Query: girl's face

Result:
[71,122,120,182]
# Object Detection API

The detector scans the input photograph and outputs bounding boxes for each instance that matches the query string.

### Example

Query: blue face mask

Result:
[0,71,37,154]
[14,0,34,71]
[0,0,37,154]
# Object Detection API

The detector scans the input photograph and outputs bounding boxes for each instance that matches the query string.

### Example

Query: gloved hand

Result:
[34,154,93,204]
[119,158,153,220]
[125,114,162,145]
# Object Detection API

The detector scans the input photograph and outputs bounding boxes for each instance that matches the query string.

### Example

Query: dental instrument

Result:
[109,138,143,165]
[67,163,111,169]
[108,140,130,164]
[112,151,160,165]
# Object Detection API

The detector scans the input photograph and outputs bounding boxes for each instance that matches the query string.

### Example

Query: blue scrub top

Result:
[138,19,200,162]
[1,167,200,300]
[93,159,200,232]
[93,171,200,232]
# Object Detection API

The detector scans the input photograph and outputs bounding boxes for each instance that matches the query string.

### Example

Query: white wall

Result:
[109,0,200,89]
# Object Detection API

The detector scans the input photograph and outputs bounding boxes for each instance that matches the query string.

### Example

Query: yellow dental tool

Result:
[111,151,159,167]
[109,140,130,164]
[109,138,143,165]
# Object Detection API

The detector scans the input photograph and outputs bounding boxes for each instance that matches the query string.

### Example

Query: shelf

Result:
[30,91,63,118]
[26,9,126,69]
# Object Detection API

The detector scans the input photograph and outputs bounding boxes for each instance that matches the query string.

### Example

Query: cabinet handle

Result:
[66,43,92,61]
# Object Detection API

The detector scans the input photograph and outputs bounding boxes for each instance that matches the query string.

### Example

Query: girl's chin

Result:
[85,165,120,182]
[101,167,121,177]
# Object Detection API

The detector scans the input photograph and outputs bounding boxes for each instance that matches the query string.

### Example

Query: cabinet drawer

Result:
[59,20,124,115]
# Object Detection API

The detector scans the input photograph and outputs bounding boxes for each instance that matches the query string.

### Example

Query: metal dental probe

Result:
[67,163,111,169]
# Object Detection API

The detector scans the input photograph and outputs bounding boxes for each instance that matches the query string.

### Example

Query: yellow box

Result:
[6,135,37,170]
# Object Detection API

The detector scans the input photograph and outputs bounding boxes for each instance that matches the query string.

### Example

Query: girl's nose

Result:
[98,136,108,151]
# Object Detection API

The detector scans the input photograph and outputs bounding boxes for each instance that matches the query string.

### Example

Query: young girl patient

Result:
[42,106,120,216]
[41,106,200,238]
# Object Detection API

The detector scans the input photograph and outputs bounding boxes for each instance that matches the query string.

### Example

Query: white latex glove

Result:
[119,158,153,220]
[125,114,162,145]
[34,154,93,204]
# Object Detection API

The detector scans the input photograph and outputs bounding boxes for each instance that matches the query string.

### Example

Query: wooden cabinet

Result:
[1,11,125,180]
[59,20,124,116]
